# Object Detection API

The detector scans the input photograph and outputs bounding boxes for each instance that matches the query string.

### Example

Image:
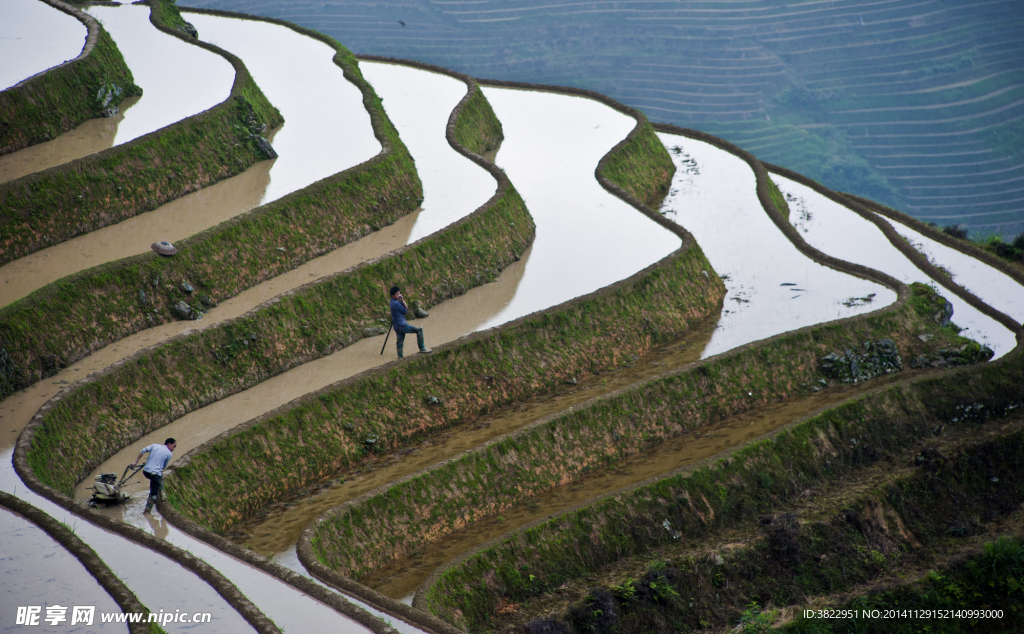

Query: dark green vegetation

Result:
[0,0,282,266]
[312,284,980,585]
[512,416,1024,634]
[599,121,675,209]
[170,239,722,532]
[0,7,139,155]
[194,0,1024,234]
[26,180,531,497]
[0,10,422,401]
[782,536,1024,634]
[421,297,1022,632]
[453,85,503,156]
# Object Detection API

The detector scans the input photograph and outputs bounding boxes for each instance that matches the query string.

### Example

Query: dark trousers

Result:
[393,323,425,358]
[143,471,163,498]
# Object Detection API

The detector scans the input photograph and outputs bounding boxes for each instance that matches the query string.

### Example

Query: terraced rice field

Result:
[191,0,1024,234]
[2,2,1022,634]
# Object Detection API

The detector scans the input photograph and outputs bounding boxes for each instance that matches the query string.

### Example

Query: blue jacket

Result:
[390,298,408,327]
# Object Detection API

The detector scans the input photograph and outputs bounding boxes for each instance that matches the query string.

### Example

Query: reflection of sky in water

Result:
[773,175,1016,359]
[657,134,896,359]
[0,450,250,633]
[189,13,380,205]
[0,506,122,632]
[883,216,1024,326]
[480,88,681,329]
[87,6,233,146]
[1,0,86,90]
[361,62,495,243]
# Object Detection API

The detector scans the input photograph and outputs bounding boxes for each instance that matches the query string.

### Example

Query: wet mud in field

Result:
[0,98,139,185]
[360,371,912,600]
[0,125,279,308]
[227,312,722,558]
[76,242,534,504]
[2,210,420,456]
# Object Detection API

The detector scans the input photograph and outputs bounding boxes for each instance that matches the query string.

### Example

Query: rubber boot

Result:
[396,337,404,359]
[144,495,157,514]
[417,329,431,354]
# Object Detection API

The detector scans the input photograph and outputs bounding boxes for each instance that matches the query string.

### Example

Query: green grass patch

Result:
[308,285,977,585]
[0,0,282,267]
[0,16,139,154]
[421,293,1020,631]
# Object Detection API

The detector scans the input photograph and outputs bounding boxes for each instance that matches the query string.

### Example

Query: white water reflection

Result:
[91,502,369,634]
[883,217,1024,326]
[0,506,121,632]
[0,0,86,90]
[361,62,495,242]
[271,546,424,634]
[657,134,896,359]
[0,450,253,633]
[86,5,233,146]
[187,13,380,205]
[479,88,680,329]
[774,174,1016,358]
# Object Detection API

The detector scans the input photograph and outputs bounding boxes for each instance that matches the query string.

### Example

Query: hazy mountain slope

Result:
[189,0,1024,235]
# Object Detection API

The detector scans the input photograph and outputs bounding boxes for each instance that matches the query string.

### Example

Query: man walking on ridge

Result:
[132,438,176,514]
[390,286,432,358]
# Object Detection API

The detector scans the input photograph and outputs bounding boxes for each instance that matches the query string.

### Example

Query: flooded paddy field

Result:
[4,10,1020,632]
[0,97,138,185]
[657,133,895,358]
[774,173,1018,356]
[85,5,233,147]
[0,506,121,632]
[0,0,85,91]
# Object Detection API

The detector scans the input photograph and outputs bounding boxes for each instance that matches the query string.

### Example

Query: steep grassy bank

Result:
[597,121,674,209]
[0,10,423,401]
[0,1,139,154]
[0,0,281,267]
[305,284,978,583]
[24,182,532,496]
[168,238,721,532]
[510,415,1024,634]
[421,332,1023,632]
[782,535,1024,634]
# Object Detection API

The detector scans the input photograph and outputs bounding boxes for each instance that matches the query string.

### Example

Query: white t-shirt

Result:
[141,444,173,476]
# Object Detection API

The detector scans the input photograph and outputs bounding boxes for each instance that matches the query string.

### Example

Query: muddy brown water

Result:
[0,125,278,309]
[229,313,721,557]
[0,98,139,185]
[75,239,531,502]
[358,371,910,600]
[2,210,420,455]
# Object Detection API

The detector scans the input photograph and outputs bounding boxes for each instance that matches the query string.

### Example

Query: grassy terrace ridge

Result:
[421,333,1024,632]
[0,6,423,401]
[169,239,721,532]
[527,416,1024,634]
[0,492,164,634]
[305,283,978,583]
[25,173,532,495]
[0,0,282,267]
[781,536,1024,634]
[164,78,691,533]
[0,0,139,155]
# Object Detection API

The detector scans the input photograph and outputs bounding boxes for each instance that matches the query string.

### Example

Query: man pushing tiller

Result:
[388,286,432,358]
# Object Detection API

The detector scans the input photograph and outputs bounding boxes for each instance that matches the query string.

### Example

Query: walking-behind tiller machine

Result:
[89,464,143,506]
